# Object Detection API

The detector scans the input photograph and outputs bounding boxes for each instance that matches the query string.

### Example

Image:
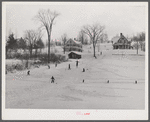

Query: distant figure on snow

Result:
[95,56,97,59]
[48,65,50,69]
[68,64,71,70]
[107,80,109,83]
[55,62,57,67]
[83,79,84,83]
[83,68,85,72]
[76,60,79,68]
[51,76,55,83]
[27,70,30,75]
[100,51,102,55]
[135,80,137,84]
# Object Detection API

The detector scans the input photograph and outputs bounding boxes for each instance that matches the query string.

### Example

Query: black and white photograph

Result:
[2,2,148,120]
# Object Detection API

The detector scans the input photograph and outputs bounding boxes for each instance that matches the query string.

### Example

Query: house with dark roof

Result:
[65,38,82,52]
[68,51,82,59]
[112,33,132,49]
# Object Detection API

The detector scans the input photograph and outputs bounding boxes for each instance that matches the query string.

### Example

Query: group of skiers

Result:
[26,60,81,83]
[25,59,90,84]
[50,60,83,83]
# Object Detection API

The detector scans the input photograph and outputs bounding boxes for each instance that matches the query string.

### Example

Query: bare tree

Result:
[97,32,108,52]
[78,30,84,44]
[24,30,39,58]
[100,33,108,43]
[82,23,105,57]
[78,30,88,45]
[34,30,43,57]
[138,32,145,51]
[34,9,60,63]
[61,33,67,54]
[132,32,145,54]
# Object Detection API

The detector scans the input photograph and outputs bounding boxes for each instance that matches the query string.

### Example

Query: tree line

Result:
[6,8,109,62]
[6,30,44,59]
[131,32,145,54]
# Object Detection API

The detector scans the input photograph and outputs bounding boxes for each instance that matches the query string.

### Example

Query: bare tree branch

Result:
[34,9,60,63]
[82,23,105,57]
[61,33,67,54]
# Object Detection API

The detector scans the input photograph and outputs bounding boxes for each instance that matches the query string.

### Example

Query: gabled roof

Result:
[66,38,82,45]
[118,34,128,42]
[112,33,130,44]
[111,36,120,43]
[68,51,82,55]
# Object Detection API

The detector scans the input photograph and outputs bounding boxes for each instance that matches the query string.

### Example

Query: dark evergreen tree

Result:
[6,33,18,58]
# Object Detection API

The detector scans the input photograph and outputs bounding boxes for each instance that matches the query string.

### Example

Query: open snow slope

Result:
[5,44,145,109]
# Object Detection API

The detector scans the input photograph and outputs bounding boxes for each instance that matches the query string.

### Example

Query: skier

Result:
[48,65,50,69]
[76,60,79,68]
[100,51,102,55]
[51,76,55,83]
[107,80,109,83]
[27,70,30,75]
[55,62,57,67]
[83,79,84,83]
[68,64,71,70]
[83,68,85,72]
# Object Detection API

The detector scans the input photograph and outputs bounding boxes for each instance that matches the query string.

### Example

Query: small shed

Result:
[68,51,82,59]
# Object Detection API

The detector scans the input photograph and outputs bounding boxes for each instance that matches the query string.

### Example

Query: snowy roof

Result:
[69,51,82,55]
[66,38,82,45]
[111,36,120,43]
[73,40,82,45]
[112,34,131,43]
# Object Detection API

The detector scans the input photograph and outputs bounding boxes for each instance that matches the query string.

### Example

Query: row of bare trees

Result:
[82,24,105,57]
[132,32,145,54]
[7,8,107,61]
[60,24,106,57]
[24,29,44,58]
[6,30,44,59]
[33,9,106,60]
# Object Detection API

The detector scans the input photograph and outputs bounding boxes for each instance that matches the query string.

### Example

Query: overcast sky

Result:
[5,2,147,42]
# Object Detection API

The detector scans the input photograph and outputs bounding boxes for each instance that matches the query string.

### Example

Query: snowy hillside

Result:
[5,43,145,109]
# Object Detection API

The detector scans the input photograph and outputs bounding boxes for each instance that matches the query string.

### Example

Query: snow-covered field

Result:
[5,44,145,109]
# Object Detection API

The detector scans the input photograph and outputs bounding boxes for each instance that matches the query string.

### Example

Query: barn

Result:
[112,33,131,49]
[68,51,82,59]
